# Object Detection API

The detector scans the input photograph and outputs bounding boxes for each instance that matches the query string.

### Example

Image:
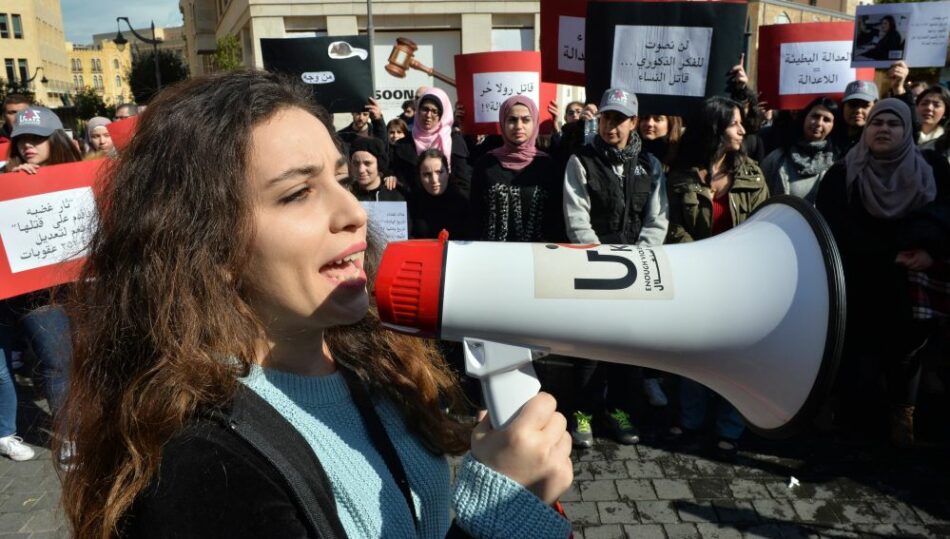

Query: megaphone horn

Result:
[374,196,845,438]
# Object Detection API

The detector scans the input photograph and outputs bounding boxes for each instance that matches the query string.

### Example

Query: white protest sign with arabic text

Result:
[361,201,408,245]
[779,41,856,96]
[472,72,540,124]
[611,25,713,97]
[0,187,96,274]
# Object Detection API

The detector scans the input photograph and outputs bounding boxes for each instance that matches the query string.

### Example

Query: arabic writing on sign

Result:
[472,71,541,124]
[301,71,336,85]
[360,201,408,245]
[779,41,856,96]
[0,187,97,274]
[557,16,586,74]
[611,25,713,98]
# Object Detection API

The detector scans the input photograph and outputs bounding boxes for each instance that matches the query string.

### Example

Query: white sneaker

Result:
[643,378,668,407]
[0,435,35,461]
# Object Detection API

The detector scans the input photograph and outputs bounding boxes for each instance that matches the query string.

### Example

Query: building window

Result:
[72,58,83,72]
[73,75,79,89]
[78,74,84,87]
[774,11,792,24]
[17,59,27,83]
[11,14,21,38]
[93,58,101,72]
[0,14,8,38]
[115,75,121,88]
[113,58,120,70]
[4,59,15,82]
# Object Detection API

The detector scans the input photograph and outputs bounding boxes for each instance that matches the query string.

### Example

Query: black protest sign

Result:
[585,0,747,118]
[261,36,373,113]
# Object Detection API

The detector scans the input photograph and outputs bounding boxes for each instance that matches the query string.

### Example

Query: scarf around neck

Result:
[789,139,836,177]
[844,98,936,219]
[593,131,642,166]
[489,95,547,171]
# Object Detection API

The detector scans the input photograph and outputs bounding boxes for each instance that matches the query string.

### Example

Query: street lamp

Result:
[113,16,163,93]
[24,67,48,87]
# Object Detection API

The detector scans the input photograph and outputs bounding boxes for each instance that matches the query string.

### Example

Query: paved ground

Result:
[1,366,948,538]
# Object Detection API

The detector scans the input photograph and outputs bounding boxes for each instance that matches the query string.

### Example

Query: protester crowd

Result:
[0,55,947,537]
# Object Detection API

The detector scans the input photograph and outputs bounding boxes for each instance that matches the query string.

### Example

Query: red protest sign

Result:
[0,159,106,300]
[455,51,558,136]
[0,141,10,161]
[107,115,138,151]
[758,22,876,110]
[540,0,588,86]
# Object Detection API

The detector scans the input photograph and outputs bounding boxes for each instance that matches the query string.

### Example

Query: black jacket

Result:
[815,150,950,354]
[391,133,472,200]
[122,386,472,538]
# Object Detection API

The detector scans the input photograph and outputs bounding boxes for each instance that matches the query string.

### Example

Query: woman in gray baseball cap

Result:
[2,107,81,174]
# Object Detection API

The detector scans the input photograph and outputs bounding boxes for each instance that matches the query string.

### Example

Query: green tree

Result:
[71,87,109,119]
[127,49,189,104]
[213,35,243,72]
[0,79,37,105]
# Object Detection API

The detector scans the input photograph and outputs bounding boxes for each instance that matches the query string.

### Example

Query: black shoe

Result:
[605,409,640,445]
[570,411,595,448]
[713,438,739,462]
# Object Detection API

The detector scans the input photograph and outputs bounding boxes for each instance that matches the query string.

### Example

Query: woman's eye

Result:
[280,188,311,204]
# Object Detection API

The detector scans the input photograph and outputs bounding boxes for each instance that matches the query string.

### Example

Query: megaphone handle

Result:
[479,362,542,430]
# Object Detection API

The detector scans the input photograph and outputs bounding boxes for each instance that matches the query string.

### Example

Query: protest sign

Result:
[261,36,374,113]
[0,140,10,170]
[455,52,557,136]
[585,0,748,119]
[852,2,950,68]
[374,31,460,123]
[361,201,409,245]
[758,22,876,110]
[0,159,105,300]
[540,0,588,86]
[107,115,137,151]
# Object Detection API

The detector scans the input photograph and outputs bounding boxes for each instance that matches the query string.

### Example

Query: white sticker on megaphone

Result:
[532,243,674,300]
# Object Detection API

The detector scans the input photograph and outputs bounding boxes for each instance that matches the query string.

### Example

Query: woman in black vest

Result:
[666,96,769,460]
[562,87,669,448]
[469,95,565,242]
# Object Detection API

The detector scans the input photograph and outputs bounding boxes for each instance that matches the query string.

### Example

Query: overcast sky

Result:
[61,0,184,44]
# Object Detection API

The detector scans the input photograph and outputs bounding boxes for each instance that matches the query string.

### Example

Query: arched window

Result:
[113,58,120,70]
[115,75,121,88]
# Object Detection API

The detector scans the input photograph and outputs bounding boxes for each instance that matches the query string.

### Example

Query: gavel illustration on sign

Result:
[386,37,457,87]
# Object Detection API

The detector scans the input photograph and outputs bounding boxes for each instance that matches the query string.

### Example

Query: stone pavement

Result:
[0,369,948,538]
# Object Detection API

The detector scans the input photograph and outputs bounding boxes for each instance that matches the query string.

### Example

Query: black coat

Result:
[469,154,566,242]
[815,150,950,355]
[391,133,472,199]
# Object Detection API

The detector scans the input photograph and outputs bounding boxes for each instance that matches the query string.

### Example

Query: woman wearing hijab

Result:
[761,97,840,204]
[816,98,950,447]
[392,88,472,201]
[83,116,114,157]
[469,96,565,242]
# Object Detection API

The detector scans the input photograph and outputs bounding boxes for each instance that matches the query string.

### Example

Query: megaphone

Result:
[374,196,845,438]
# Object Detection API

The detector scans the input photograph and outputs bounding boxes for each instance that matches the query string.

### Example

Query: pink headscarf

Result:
[489,95,546,171]
[412,87,453,168]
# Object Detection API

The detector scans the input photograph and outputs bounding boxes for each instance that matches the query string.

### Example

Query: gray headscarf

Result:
[844,98,936,219]
[84,116,112,149]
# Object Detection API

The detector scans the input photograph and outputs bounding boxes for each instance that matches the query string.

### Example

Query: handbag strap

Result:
[341,368,420,531]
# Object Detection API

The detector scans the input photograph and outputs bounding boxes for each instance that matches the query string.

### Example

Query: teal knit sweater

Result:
[242,366,570,539]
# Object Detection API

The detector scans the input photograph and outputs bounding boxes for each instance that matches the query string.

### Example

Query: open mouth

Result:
[320,252,367,288]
